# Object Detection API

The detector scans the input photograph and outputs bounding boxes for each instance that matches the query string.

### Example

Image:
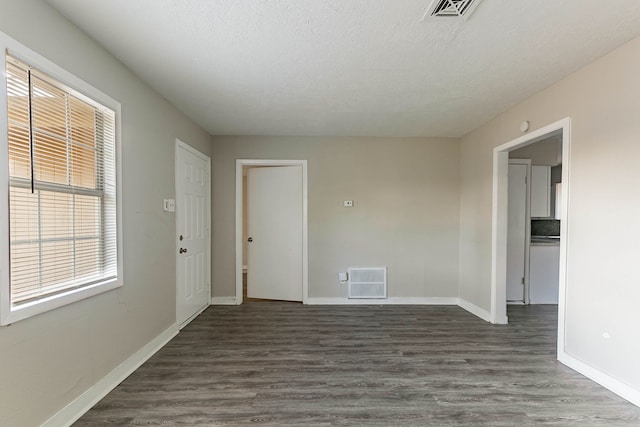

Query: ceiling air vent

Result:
[425,0,482,18]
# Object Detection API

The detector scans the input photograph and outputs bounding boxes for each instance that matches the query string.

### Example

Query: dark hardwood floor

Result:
[75,303,640,426]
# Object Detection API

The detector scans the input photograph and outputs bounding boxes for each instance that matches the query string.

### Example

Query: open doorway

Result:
[491,118,570,358]
[235,160,308,304]
[507,132,563,305]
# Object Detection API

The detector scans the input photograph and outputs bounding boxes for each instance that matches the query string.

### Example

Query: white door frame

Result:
[175,139,211,326]
[491,117,571,358]
[235,159,308,304]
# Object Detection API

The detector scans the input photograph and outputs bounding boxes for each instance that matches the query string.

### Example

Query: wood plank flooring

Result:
[75,303,640,426]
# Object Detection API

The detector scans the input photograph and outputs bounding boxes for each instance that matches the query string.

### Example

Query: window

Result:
[1,47,121,325]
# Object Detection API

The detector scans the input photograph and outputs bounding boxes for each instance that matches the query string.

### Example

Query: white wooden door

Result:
[176,142,210,326]
[247,166,302,301]
[506,162,528,302]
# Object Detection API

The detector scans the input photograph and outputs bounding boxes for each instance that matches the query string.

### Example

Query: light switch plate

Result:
[343,200,353,207]
[163,199,176,212]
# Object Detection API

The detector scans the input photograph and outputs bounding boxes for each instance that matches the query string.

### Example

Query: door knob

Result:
[179,248,187,254]
[247,237,253,242]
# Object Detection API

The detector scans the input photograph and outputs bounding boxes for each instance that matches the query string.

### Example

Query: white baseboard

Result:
[306,297,496,325]
[559,351,640,407]
[306,297,459,305]
[210,296,238,305]
[43,324,179,427]
[458,298,492,323]
[179,303,209,330]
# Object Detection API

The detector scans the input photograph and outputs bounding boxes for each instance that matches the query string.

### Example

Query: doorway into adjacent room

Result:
[235,160,308,304]
[506,133,564,306]
[491,118,571,358]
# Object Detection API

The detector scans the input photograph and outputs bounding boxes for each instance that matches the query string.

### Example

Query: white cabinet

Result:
[529,244,559,304]
[531,166,551,218]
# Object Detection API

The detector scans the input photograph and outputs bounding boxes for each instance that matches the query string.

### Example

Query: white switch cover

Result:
[338,272,348,284]
[163,199,176,212]
[343,200,353,207]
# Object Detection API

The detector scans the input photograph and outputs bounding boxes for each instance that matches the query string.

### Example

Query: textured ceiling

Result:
[47,0,640,137]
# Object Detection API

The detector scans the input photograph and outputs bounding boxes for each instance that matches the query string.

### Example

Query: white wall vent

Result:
[348,267,387,299]
[424,0,482,19]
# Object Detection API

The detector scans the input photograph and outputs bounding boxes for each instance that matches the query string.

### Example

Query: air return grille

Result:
[426,0,482,18]
[348,267,387,299]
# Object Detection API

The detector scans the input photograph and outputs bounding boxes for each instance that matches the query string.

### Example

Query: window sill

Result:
[0,277,122,326]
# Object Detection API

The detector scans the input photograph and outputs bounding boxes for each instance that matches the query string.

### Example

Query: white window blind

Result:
[5,54,118,307]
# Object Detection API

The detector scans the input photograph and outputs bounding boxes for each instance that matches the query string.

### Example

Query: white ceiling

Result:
[47,0,640,138]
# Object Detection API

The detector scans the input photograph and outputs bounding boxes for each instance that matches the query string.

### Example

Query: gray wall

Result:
[0,1,211,425]
[459,35,640,393]
[509,134,562,165]
[211,136,461,299]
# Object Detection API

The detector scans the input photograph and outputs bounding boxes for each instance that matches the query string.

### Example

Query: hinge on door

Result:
[522,277,525,285]
[525,176,528,185]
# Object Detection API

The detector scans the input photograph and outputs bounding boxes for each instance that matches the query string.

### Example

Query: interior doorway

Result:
[506,135,564,306]
[491,118,571,358]
[235,160,308,304]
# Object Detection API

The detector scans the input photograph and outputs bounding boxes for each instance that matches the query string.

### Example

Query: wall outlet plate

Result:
[343,200,353,207]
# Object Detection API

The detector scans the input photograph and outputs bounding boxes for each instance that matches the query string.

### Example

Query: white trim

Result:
[2,280,122,326]
[42,324,179,427]
[0,46,9,326]
[307,297,459,305]
[559,351,640,408]
[0,31,124,326]
[490,147,509,324]
[458,298,493,323]
[306,297,492,323]
[175,139,212,326]
[210,296,239,305]
[491,117,571,351]
[556,124,571,360]
[235,159,308,305]
[178,303,209,330]
[0,31,120,110]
